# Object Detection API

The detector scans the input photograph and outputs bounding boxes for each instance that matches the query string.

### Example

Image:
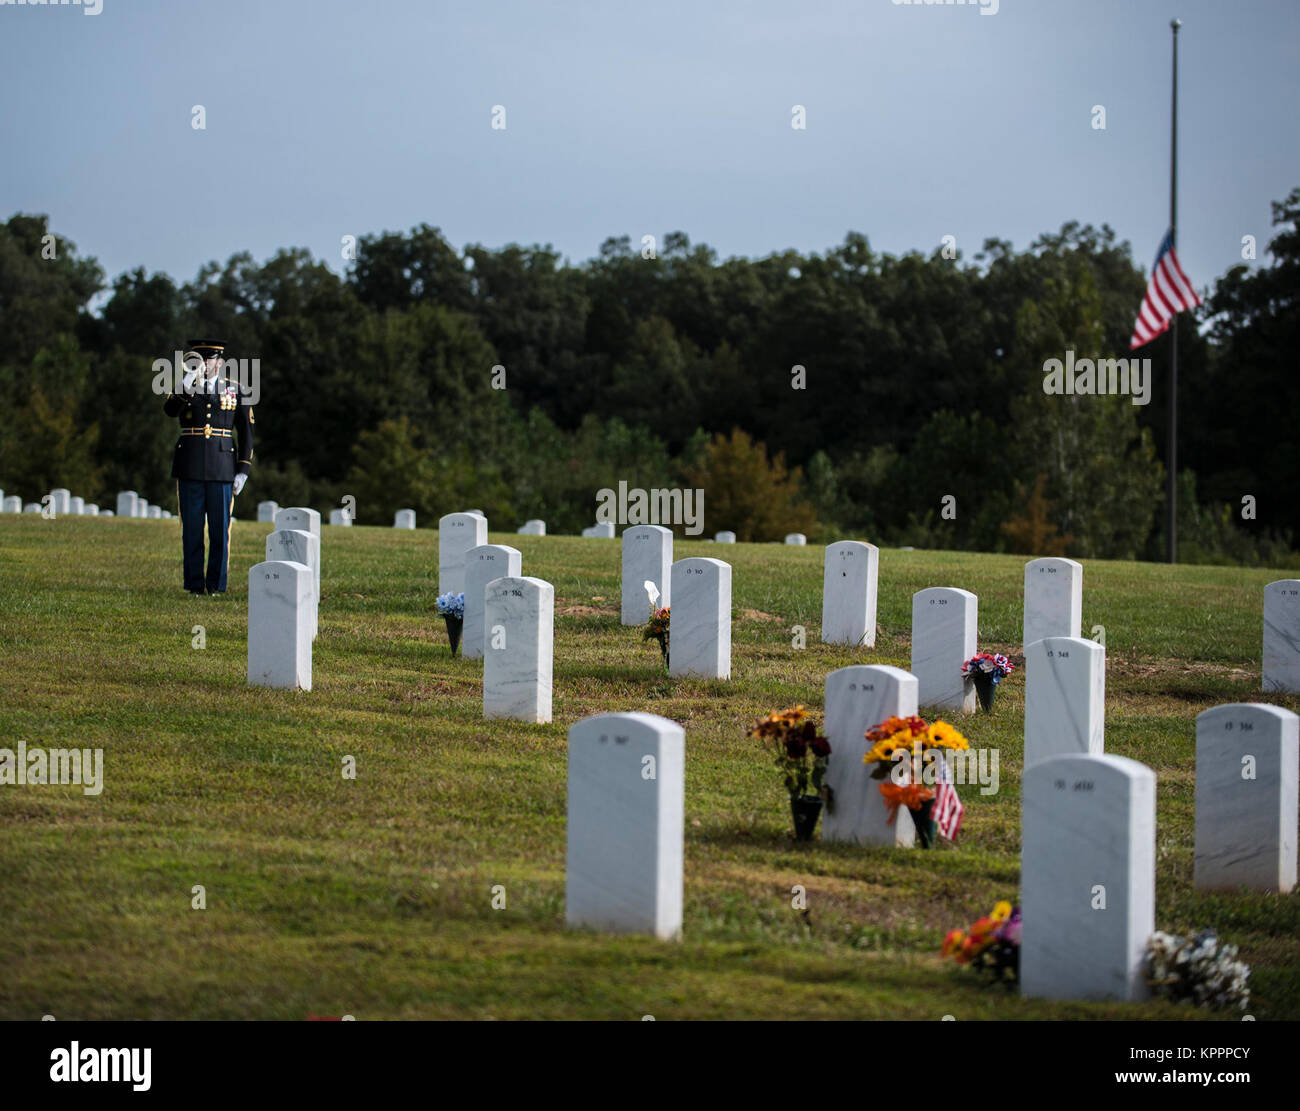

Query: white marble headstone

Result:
[23,503,40,513]
[517,519,546,536]
[394,509,416,529]
[2,496,20,513]
[714,531,736,544]
[822,541,879,648]
[483,575,553,722]
[48,489,70,516]
[581,522,616,539]
[1263,580,1300,693]
[84,503,99,516]
[464,544,522,660]
[274,507,322,600]
[134,499,149,518]
[101,510,114,517]
[257,500,279,523]
[147,505,162,519]
[328,509,351,526]
[266,528,320,639]
[822,665,919,847]
[1195,702,1298,894]
[116,491,138,518]
[622,525,673,626]
[566,712,685,940]
[1024,636,1105,767]
[1024,557,1083,653]
[784,533,807,546]
[68,496,84,515]
[668,557,731,680]
[911,587,977,713]
[439,512,488,594]
[247,560,313,691]
[1021,753,1155,1001]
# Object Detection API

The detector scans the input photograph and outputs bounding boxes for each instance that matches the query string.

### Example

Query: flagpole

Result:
[1166,18,1181,564]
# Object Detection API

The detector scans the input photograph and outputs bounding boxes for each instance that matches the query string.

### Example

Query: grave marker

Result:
[1194,703,1298,894]
[822,541,879,647]
[1263,580,1300,693]
[1023,636,1105,767]
[483,575,553,722]
[464,544,522,659]
[257,500,279,524]
[621,525,673,626]
[911,587,977,712]
[266,528,320,639]
[439,512,487,594]
[1021,753,1155,1001]
[668,558,731,680]
[394,509,415,529]
[1024,557,1083,652]
[822,665,919,846]
[566,711,685,940]
[247,560,313,691]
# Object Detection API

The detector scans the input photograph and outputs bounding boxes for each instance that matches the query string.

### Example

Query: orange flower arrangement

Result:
[878,781,935,823]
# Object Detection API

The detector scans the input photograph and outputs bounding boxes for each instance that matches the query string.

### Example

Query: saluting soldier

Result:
[163,340,255,595]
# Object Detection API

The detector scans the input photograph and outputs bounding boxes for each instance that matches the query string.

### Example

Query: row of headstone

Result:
[1020,708,1296,1003]
[1,494,111,516]
[114,491,165,519]
[248,506,324,691]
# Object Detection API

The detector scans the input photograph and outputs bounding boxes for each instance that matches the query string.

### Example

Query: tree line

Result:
[0,190,1296,564]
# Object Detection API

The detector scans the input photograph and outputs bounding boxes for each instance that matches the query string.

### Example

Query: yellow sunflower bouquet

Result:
[862,715,969,781]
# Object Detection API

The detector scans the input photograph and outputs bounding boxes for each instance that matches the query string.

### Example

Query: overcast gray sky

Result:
[2,0,1296,296]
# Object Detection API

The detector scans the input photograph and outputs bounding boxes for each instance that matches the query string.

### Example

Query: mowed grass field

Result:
[1,515,1297,1021]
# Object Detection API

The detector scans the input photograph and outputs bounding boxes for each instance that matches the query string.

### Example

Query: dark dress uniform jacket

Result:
[163,378,254,481]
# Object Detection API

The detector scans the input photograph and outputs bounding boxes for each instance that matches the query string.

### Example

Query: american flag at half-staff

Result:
[933,755,964,842]
[1130,228,1202,349]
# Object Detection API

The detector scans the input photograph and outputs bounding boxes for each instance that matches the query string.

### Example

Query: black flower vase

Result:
[912,797,937,849]
[444,615,463,657]
[973,672,997,712]
[791,794,823,841]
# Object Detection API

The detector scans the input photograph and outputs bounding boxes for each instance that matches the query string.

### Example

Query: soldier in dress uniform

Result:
[163,340,255,595]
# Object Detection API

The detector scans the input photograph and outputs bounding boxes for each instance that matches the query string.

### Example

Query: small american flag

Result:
[1130,229,1202,349]
[934,756,964,842]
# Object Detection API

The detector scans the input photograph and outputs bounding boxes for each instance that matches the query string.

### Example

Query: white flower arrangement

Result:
[1145,929,1250,1011]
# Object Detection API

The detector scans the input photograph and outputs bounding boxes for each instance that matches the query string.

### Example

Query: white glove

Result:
[182,369,199,393]
[233,474,247,496]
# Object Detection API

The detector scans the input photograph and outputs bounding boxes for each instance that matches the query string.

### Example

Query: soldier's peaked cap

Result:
[187,339,225,357]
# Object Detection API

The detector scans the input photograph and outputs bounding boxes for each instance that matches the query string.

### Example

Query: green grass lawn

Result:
[1,516,1297,1020]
